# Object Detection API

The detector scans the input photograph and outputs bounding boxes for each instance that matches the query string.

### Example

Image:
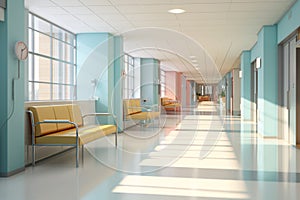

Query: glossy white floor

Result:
[1,102,300,200]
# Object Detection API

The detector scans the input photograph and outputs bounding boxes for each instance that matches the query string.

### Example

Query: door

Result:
[283,43,289,142]
[289,37,297,145]
[281,36,297,145]
[251,62,258,127]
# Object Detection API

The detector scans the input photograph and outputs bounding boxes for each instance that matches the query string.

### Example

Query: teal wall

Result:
[241,51,252,120]
[240,0,300,137]
[140,58,160,108]
[77,33,123,128]
[0,0,26,176]
[277,0,300,44]
[250,26,278,137]
[225,72,232,114]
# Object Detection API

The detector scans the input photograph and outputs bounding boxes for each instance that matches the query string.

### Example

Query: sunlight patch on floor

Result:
[113,175,250,199]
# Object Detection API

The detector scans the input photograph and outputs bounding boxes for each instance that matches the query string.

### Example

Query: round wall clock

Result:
[15,41,28,60]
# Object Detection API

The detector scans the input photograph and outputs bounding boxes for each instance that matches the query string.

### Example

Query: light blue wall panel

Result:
[250,26,278,137]
[77,33,116,123]
[0,0,26,176]
[140,58,160,108]
[262,26,278,137]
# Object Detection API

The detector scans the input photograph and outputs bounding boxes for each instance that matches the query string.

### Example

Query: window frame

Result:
[27,13,77,101]
[123,54,135,99]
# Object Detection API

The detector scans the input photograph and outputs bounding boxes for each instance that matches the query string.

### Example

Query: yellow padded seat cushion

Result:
[35,125,117,145]
[29,106,58,137]
[164,103,181,108]
[53,105,73,131]
[67,104,83,127]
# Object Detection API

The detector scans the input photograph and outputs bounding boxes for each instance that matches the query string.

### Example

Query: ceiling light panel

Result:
[168,8,185,14]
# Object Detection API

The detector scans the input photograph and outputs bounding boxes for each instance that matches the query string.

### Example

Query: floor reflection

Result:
[1,102,300,200]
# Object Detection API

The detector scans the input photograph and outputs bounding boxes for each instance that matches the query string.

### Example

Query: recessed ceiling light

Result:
[191,59,198,63]
[189,55,196,59]
[168,9,186,14]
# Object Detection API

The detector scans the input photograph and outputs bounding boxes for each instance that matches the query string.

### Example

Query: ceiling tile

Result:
[64,6,93,15]
[88,6,120,14]
[50,0,83,6]
[27,0,297,82]
[80,0,111,6]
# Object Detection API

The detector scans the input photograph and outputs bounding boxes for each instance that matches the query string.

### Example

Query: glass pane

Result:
[28,54,33,81]
[65,64,75,85]
[52,26,65,41]
[53,60,64,84]
[34,31,51,56]
[28,13,32,28]
[52,84,62,100]
[34,17,51,35]
[28,82,34,101]
[52,38,62,60]
[65,32,75,45]
[53,39,73,63]
[28,29,33,52]
[34,55,51,82]
[64,43,72,63]
[34,83,51,100]
[53,85,74,100]
[65,85,75,100]
[129,56,133,65]
[53,61,75,84]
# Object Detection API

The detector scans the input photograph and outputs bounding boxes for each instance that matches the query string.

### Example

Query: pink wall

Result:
[165,71,182,101]
[176,72,182,101]
[165,71,176,99]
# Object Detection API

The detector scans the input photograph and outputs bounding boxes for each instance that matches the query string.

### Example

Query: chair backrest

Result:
[161,97,172,106]
[28,104,83,137]
[123,99,142,116]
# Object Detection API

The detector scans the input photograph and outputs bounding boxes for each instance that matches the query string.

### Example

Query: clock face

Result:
[15,41,28,60]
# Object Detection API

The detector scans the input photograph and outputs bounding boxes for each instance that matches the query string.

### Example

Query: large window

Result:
[27,13,77,101]
[123,54,135,99]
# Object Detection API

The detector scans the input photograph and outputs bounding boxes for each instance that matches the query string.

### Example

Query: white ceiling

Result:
[26,0,296,84]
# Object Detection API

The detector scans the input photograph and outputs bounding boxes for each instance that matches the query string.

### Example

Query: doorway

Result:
[281,36,297,145]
